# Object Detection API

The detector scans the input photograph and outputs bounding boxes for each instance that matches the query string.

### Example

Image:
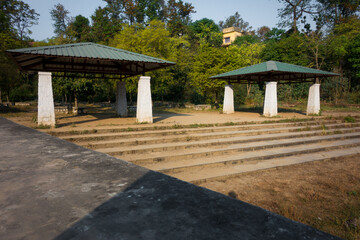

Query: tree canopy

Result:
[2,0,360,107]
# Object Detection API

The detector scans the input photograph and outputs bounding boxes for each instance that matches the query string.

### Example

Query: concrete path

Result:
[0,117,340,240]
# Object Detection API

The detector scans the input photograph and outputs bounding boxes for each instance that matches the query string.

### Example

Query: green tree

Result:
[68,15,91,42]
[91,7,123,44]
[0,0,39,41]
[146,0,166,22]
[189,18,222,47]
[233,35,260,46]
[316,0,360,26]
[264,28,286,42]
[257,26,271,41]
[219,12,252,31]
[277,0,317,33]
[348,34,360,82]
[189,43,264,105]
[50,3,72,38]
[261,33,310,66]
[0,1,39,103]
[165,0,195,36]
[110,20,189,102]
[9,0,39,41]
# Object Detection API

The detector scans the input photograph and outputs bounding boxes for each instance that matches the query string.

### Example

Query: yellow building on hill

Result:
[222,27,255,46]
[222,27,245,45]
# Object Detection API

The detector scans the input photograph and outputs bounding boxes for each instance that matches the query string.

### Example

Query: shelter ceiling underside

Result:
[221,72,331,84]
[10,53,168,77]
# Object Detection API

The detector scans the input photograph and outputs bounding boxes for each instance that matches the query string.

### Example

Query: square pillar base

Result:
[116,81,128,117]
[307,83,320,115]
[136,76,153,123]
[37,72,55,127]
[223,85,234,114]
[263,81,278,117]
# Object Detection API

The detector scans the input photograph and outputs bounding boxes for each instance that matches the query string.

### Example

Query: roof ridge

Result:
[95,43,167,62]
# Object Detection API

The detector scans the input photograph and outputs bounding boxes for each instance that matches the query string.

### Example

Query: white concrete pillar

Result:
[223,85,234,114]
[263,81,278,117]
[37,72,55,126]
[136,76,153,123]
[307,83,320,115]
[116,81,128,117]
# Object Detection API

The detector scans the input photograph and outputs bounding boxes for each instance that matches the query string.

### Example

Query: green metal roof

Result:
[209,61,339,84]
[6,42,175,77]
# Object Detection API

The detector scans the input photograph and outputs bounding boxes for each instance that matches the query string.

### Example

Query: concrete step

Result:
[49,118,324,136]
[155,138,360,174]
[100,126,360,158]
[187,147,360,184]
[59,119,341,142]
[83,122,359,149]
[120,130,360,165]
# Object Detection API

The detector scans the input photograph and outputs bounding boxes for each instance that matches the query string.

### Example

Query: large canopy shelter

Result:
[210,61,339,116]
[7,42,175,126]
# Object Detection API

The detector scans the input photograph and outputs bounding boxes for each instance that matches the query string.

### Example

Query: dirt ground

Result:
[199,156,360,240]
[1,104,353,131]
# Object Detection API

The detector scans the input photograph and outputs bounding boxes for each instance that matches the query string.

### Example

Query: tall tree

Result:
[190,18,222,47]
[257,26,271,41]
[277,0,318,33]
[91,6,123,43]
[146,0,166,21]
[0,0,39,41]
[50,3,72,37]
[165,0,195,36]
[316,0,360,26]
[219,12,252,31]
[347,33,360,87]
[68,15,91,42]
[9,1,39,41]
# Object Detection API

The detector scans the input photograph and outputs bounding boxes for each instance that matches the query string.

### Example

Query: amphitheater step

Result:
[83,122,359,149]
[100,126,360,159]
[59,119,341,142]
[53,116,360,184]
[156,138,360,174]
[188,147,360,184]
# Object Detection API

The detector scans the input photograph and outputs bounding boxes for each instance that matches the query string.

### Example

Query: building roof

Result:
[6,42,175,77]
[209,61,339,84]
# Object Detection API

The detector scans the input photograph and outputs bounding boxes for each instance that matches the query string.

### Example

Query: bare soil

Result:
[199,156,360,240]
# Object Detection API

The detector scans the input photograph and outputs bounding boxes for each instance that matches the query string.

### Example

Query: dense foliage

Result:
[1,0,360,106]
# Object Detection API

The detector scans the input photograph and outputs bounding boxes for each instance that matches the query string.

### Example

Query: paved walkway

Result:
[0,117,340,240]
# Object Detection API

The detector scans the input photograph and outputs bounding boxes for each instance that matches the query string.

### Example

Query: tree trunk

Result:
[293,8,297,33]
[247,84,252,96]
[0,88,2,104]
[74,93,78,108]
[69,95,72,109]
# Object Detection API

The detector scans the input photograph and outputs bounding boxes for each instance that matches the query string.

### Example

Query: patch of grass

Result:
[223,122,236,126]
[34,124,51,129]
[344,116,356,123]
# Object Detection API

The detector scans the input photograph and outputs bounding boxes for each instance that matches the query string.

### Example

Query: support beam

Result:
[263,81,278,117]
[307,83,320,115]
[37,72,55,127]
[223,85,234,114]
[136,76,153,123]
[115,81,128,117]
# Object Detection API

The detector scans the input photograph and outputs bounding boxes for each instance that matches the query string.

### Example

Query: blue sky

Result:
[23,0,284,41]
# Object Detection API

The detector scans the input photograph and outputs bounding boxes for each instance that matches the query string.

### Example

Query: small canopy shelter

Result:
[210,61,339,117]
[7,42,175,126]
